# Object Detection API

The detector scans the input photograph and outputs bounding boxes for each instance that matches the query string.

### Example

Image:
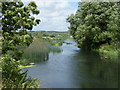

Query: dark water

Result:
[24,39,118,88]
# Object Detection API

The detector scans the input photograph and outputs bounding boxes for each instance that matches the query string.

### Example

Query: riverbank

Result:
[95,44,119,60]
[29,31,70,46]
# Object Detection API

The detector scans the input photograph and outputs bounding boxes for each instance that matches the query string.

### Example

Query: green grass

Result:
[21,38,49,65]
[98,45,119,60]
[21,37,62,65]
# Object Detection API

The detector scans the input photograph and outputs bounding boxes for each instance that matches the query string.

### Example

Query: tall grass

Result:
[21,38,49,65]
[21,38,62,65]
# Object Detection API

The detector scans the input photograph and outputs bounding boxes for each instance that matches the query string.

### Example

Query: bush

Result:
[98,45,118,60]
[2,54,40,88]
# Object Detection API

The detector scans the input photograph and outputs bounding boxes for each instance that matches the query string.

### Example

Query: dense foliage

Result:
[67,2,120,51]
[2,1,40,56]
[2,54,39,88]
[1,1,40,88]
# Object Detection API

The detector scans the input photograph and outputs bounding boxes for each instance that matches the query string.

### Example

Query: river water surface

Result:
[24,39,118,88]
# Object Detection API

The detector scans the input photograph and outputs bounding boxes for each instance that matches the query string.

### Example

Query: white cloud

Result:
[22,0,78,31]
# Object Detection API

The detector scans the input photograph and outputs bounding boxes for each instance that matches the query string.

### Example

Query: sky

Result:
[21,0,81,31]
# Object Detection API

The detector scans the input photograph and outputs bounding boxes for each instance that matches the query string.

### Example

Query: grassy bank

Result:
[29,31,70,46]
[20,31,70,66]
[96,44,119,60]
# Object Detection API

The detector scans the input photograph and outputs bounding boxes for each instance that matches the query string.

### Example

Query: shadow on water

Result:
[24,39,118,88]
[72,50,118,88]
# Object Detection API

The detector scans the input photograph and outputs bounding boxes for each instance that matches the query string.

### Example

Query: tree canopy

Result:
[67,2,120,51]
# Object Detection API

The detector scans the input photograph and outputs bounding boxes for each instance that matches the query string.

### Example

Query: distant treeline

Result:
[29,30,68,33]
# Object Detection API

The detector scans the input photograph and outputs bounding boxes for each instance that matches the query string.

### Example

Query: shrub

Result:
[2,54,40,88]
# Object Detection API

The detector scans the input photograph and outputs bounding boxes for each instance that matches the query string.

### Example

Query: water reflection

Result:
[25,39,118,88]
[72,51,118,88]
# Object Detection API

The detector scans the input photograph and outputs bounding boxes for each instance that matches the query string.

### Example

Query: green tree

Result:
[67,2,119,51]
[66,14,79,40]
[2,1,40,57]
[1,1,40,88]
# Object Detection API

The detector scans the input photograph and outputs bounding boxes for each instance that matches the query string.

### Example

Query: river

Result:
[23,39,118,88]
